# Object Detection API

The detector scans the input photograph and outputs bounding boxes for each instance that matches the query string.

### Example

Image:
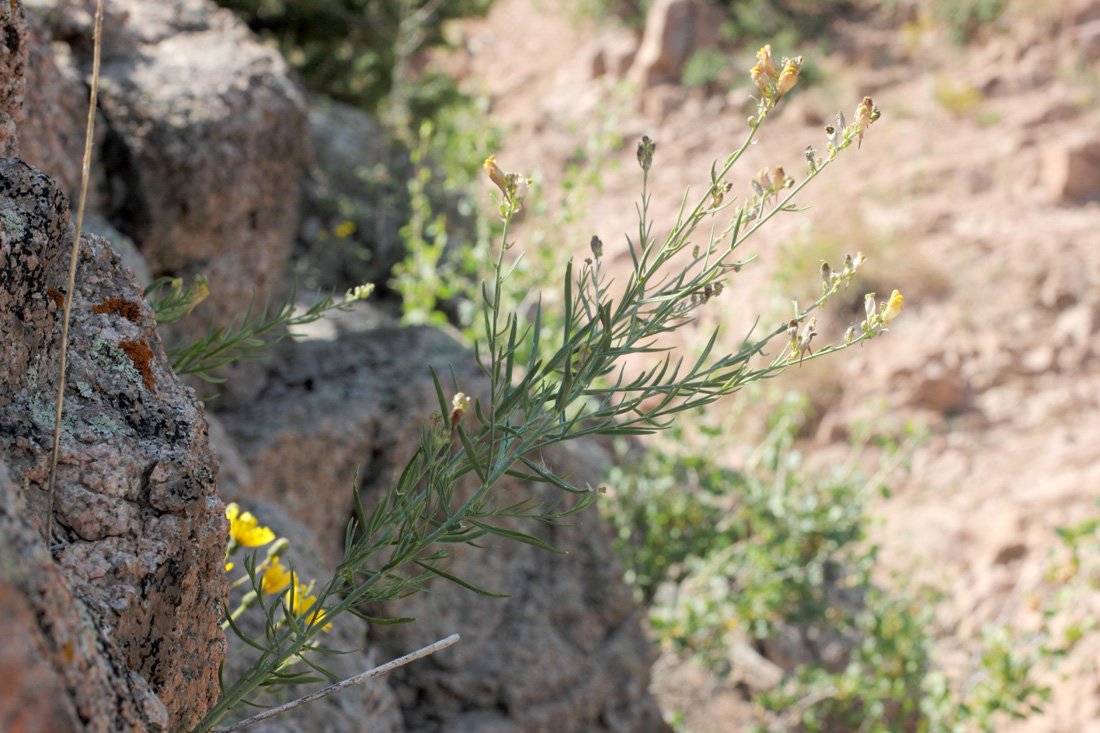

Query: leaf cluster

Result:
[152,283,356,383]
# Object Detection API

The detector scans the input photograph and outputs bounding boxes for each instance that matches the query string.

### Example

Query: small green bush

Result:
[605,393,1053,732]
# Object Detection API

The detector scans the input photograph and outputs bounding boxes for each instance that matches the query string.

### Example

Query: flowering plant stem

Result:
[204,52,894,730]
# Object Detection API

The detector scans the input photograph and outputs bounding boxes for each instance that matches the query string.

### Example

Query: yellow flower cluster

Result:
[850,289,904,343]
[750,45,802,120]
[345,283,375,303]
[223,503,333,635]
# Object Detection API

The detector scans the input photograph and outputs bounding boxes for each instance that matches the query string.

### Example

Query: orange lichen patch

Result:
[46,288,65,309]
[119,339,155,389]
[93,296,143,324]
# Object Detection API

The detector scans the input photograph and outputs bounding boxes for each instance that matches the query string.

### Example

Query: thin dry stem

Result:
[45,0,104,546]
[212,633,460,732]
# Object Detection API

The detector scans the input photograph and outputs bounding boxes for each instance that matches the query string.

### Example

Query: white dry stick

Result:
[46,0,105,547]
[213,634,461,732]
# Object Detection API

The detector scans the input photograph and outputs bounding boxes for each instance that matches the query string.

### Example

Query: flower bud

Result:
[864,292,877,323]
[483,155,507,193]
[776,57,802,99]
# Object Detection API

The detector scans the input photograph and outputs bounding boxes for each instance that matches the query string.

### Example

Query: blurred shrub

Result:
[213,0,494,117]
[604,392,1052,731]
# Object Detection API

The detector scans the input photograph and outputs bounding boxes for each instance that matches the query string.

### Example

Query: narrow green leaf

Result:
[467,519,566,555]
[456,424,487,484]
[413,559,511,597]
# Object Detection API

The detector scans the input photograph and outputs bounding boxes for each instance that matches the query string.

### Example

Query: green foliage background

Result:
[213,0,493,116]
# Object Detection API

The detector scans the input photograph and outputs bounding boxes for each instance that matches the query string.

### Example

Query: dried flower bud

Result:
[854,96,879,148]
[710,181,732,208]
[590,235,603,259]
[450,392,471,429]
[864,292,877,322]
[509,172,529,202]
[820,261,832,284]
[795,317,817,360]
[825,125,838,150]
[637,135,656,171]
[850,251,866,274]
[844,326,856,346]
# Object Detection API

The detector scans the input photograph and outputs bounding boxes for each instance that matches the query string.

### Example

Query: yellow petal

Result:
[881,290,904,323]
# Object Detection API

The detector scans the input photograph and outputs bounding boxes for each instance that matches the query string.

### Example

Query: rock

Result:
[1077,19,1100,62]
[1038,253,1088,309]
[41,0,311,338]
[0,461,169,732]
[627,0,725,88]
[0,0,25,157]
[298,96,415,292]
[217,325,669,732]
[1040,135,1100,204]
[912,358,970,414]
[590,27,640,79]
[1021,344,1056,373]
[639,83,688,121]
[21,9,98,204]
[0,159,227,729]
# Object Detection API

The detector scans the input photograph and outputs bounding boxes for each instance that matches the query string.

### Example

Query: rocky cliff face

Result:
[0,155,227,728]
[4,0,667,731]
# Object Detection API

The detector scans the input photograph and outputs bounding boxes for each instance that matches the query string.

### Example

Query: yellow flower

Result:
[756,45,779,78]
[225,562,234,572]
[881,290,904,323]
[186,279,210,316]
[750,65,771,96]
[226,503,275,548]
[291,584,332,632]
[775,57,802,99]
[333,220,356,238]
[483,155,508,194]
[261,557,296,595]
